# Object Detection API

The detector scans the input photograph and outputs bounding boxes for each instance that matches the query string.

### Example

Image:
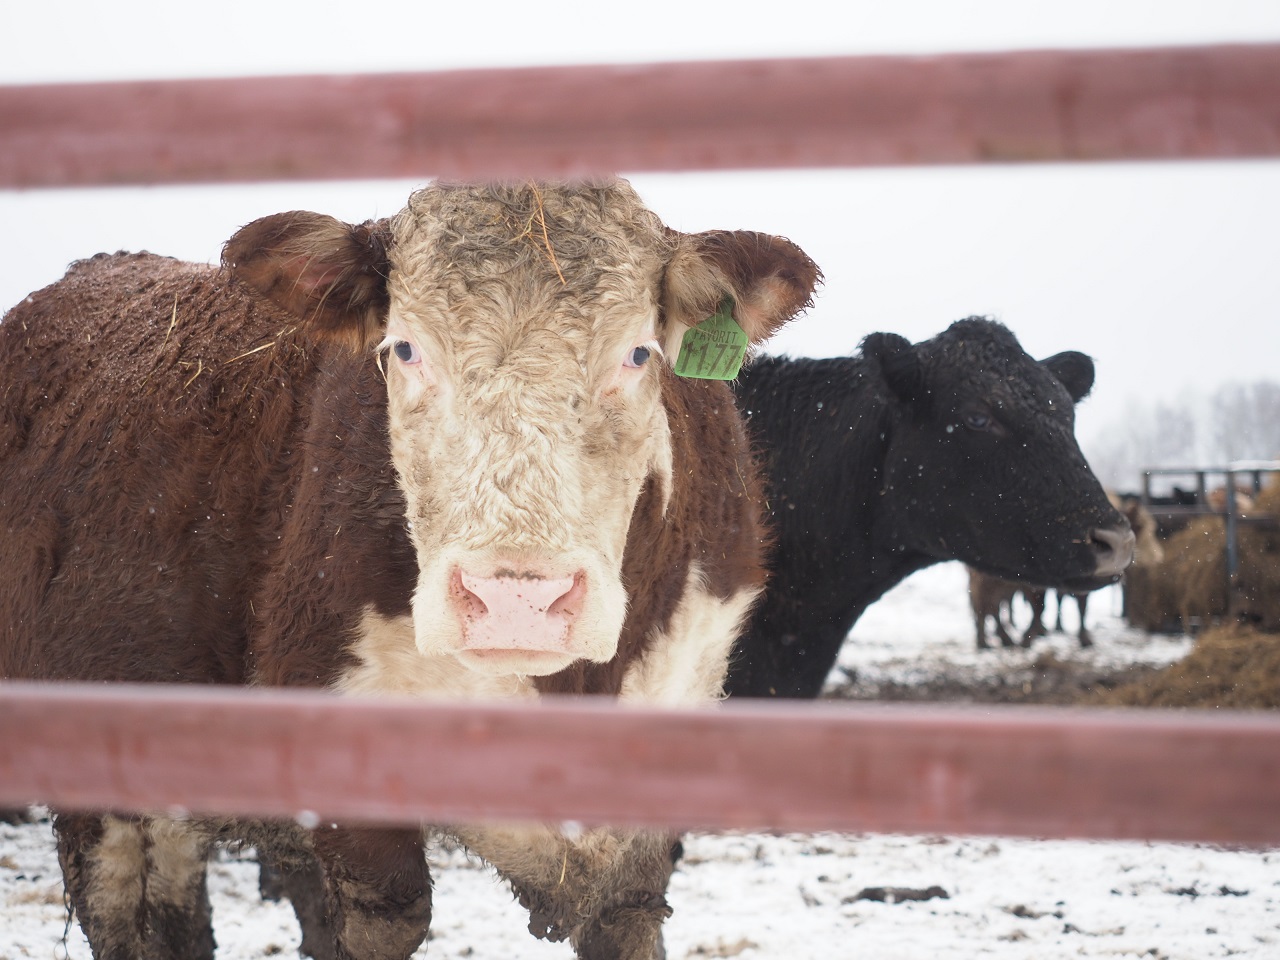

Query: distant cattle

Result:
[1150,487,1201,507]
[1205,485,1257,515]
[967,568,1026,649]
[1138,485,1203,539]
[0,179,819,960]
[1009,493,1165,648]
[726,317,1134,696]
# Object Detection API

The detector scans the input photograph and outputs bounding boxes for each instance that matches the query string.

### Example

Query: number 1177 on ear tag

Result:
[673,298,749,380]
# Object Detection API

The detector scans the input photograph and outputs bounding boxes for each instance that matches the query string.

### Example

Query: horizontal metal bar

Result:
[1144,464,1280,476]
[1,682,1277,844]
[2,44,1280,188]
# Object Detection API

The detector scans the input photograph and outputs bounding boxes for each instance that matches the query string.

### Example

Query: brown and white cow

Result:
[0,179,819,960]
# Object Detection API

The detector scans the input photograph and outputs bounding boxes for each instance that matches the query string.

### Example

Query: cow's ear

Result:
[661,230,820,353]
[1041,350,1095,403]
[862,332,925,404]
[222,212,392,352]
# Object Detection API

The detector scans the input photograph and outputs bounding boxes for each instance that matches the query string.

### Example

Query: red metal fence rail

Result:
[2,682,1279,845]
[2,43,1280,187]
[3,44,1280,846]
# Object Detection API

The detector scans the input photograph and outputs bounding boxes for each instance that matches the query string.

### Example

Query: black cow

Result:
[726,317,1133,698]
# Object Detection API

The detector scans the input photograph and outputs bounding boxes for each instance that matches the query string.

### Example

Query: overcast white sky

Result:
[3,0,1279,462]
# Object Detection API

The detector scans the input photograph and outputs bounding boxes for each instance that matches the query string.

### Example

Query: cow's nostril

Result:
[452,572,489,621]
[453,568,587,653]
[546,573,586,620]
[460,571,578,617]
[1090,525,1136,578]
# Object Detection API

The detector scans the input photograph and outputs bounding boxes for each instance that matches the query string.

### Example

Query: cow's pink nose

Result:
[453,570,586,652]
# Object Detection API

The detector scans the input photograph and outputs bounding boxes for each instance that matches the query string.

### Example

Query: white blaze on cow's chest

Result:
[335,608,538,700]
[619,565,761,706]
[337,568,757,707]
[442,571,760,914]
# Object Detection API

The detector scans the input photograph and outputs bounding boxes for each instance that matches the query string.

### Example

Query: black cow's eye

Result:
[624,345,652,369]
[963,411,992,432]
[393,340,420,364]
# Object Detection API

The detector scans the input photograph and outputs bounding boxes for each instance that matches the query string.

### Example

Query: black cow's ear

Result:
[1042,350,1095,403]
[223,212,392,352]
[862,332,924,403]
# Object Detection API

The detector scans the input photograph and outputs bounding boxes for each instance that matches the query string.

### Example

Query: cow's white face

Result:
[223,178,819,679]
[381,184,674,675]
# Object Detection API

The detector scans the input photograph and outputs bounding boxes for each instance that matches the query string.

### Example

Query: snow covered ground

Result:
[832,562,1197,699]
[4,562,1277,959]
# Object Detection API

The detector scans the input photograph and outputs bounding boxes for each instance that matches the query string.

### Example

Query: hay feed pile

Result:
[1124,479,1280,632]
[1092,624,1280,709]
[1124,517,1227,631]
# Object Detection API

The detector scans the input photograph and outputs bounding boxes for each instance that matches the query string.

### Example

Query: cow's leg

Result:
[310,826,431,960]
[453,824,676,960]
[56,813,146,960]
[974,613,990,650]
[1076,594,1094,647]
[141,817,217,959]
[994,602,1016,647]
[1020,589,1048,646]
[258,849,337,960]
[569,832,679,960]
[54,812,215,960]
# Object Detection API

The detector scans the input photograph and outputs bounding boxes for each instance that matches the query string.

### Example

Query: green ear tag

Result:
[673,297,749,380]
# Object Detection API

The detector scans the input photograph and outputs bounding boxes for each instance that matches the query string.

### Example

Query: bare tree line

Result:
[1084,380,1280,493]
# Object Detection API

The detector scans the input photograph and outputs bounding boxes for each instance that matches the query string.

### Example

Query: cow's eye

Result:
[393,340,420,364]
[963,411,993,432]
[624,345,652,369]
